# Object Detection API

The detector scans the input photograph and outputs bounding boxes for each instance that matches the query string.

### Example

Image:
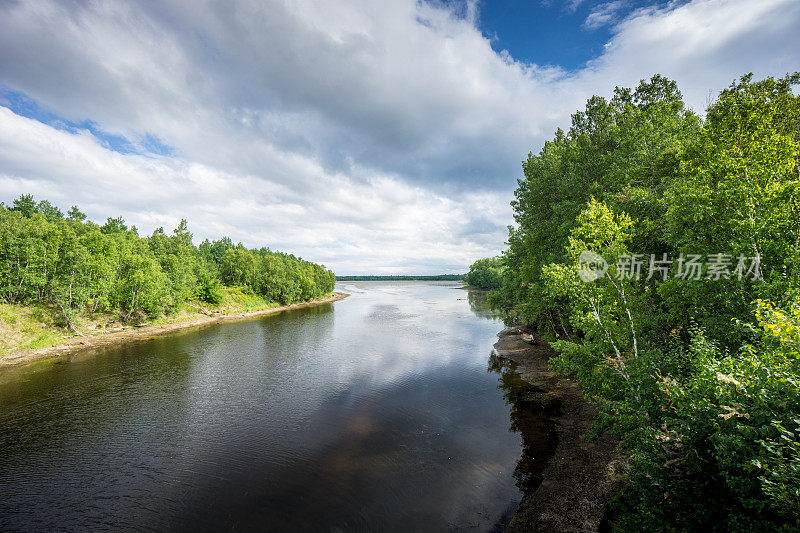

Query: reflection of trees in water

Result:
[488,353,557,495]
[467,290,510,324]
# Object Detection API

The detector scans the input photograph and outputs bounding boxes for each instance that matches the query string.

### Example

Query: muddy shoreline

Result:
[0,292,349,372]
[493,328,625,532]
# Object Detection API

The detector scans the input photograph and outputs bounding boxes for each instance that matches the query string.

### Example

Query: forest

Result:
[474,73,800,530]
[0,196,335,330]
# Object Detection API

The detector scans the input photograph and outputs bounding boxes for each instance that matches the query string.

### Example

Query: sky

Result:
[0,0,798,275]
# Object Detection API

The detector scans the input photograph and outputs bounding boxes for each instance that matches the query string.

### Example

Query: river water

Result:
[0,281,545,531]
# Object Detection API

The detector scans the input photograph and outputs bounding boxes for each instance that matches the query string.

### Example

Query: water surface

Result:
[0,281,542,531]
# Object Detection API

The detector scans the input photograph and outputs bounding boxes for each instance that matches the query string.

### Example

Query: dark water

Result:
[0,282,547,532]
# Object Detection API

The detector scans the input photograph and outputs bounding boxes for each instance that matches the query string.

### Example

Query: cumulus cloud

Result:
[0,0,571,191]
[0,0,798,273]
[582,0,800,110]
[0,106,511,274]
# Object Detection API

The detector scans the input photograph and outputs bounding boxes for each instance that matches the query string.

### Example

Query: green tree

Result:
[497,73,800,530]
[465,257,504,290]
[101,216,128,234]
[67,206,87,222]
[10,194,37,217]
[1,197,335,327]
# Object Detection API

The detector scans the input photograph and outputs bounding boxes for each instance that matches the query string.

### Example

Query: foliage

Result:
[0,198,335,325]
[195,272,224,305]
[496,74,700,334]
[465,257,504,290]
[496,73,800,530]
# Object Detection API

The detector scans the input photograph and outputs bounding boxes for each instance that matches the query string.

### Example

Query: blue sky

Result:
[480,0,627,69]
[478,0,687,70]
[0,0,798,274]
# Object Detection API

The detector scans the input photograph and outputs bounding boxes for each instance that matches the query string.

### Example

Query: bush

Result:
[195,273,224,305]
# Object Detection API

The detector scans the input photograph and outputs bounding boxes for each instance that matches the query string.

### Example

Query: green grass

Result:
[1,288,328,357]
[219,287,279,312]
[0,303,69,356]
[149,287,280,327]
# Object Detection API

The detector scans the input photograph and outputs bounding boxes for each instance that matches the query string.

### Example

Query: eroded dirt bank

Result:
[493,328,625,532]
[0,292,349,371]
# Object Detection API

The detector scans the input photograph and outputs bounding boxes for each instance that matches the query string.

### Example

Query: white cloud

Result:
[584,1,629,29]
[0,106,511,274]
[0,0,798,273]
[582,0,800,111]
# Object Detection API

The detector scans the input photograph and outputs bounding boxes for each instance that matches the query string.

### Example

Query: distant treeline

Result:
[0,195,335,328]
[337,274,464,281]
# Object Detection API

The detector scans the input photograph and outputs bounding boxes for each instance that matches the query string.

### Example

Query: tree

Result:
[465,257,504,290]
[496,73,800,530]
[101,216,128,234]
[497,74,698,333]
[67,206,87,222]
[11,194,37,217]
[1,196,336,325]
[36,200,63,222]
[666,72,800,346]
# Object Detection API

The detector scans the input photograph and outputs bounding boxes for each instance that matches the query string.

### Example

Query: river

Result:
[0,281,546,531]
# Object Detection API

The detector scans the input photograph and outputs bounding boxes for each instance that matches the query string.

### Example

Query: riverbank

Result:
[0,292,349,371]
[493,328,625,532]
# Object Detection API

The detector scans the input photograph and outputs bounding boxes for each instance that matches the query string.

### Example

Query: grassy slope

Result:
[0,303,67,355]
[0,287,281,357]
